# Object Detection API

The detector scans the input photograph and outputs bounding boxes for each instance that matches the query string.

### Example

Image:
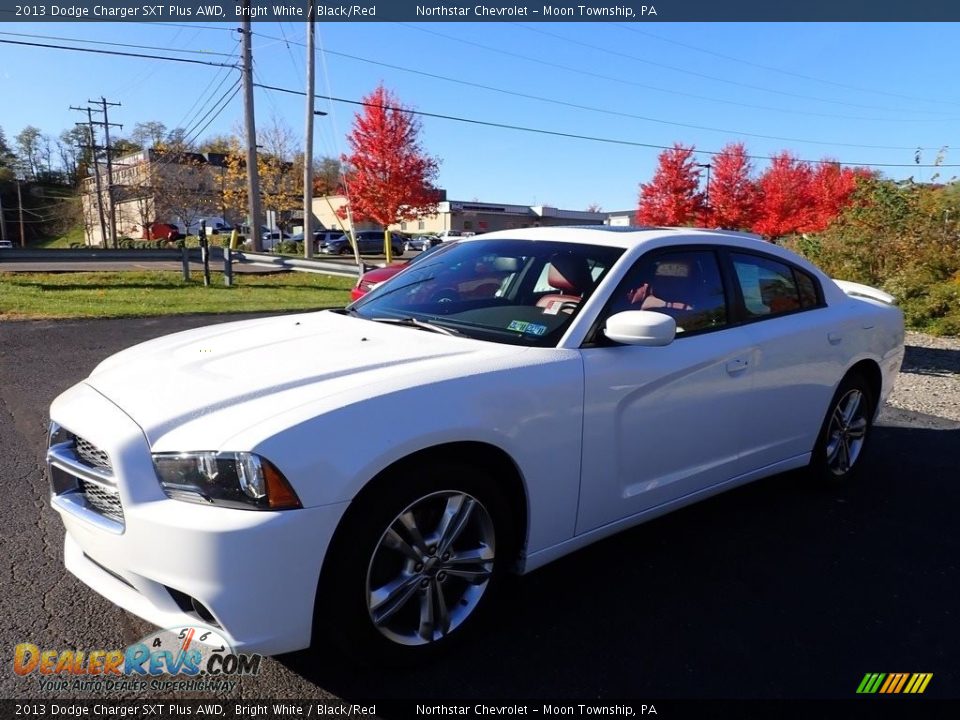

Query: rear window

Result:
[731,253,809,318]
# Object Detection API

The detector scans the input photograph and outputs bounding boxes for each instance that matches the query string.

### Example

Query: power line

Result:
[252,81,960,169]
[0,38,239,68]
[399,24,956,123]
[255,29,953,151]
[517,24,955,117]
[186,84,242,145]
[296,44,936,151]
[614,24,960,109]
[0,30,236,57]
[270,23,936,127]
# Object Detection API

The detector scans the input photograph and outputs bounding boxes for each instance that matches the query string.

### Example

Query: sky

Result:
[1,21,958,211]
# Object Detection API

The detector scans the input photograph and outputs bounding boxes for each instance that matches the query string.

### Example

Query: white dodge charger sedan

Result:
[48,227,904,664]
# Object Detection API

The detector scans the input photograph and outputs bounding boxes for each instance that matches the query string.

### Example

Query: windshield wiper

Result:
[367,316,461,336]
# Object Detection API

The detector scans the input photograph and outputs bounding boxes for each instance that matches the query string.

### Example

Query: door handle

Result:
[828,332,843,345]
[726,357,750,375]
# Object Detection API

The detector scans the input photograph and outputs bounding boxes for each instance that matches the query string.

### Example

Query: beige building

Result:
[310,195,613,236]
[80,149,233,246]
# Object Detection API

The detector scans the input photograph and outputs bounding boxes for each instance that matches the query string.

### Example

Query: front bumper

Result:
[49,382,350,655]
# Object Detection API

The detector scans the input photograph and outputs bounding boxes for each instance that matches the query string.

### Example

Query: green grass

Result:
[33,225,86,249]
[0,270,354,320]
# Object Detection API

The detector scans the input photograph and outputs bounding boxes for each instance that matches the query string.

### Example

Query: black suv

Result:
[322,231,404,256]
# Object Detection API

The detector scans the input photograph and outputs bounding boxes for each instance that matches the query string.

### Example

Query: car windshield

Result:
[349,238,623,347]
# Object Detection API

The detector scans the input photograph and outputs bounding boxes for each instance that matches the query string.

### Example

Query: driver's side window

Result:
[608,249,728,335]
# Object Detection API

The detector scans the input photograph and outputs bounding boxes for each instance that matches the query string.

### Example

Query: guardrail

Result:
[0,248,215,262]
[0,247,363,282]
[233,250,362,278]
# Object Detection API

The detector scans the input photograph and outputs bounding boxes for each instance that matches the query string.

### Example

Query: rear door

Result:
[723,251,847,469]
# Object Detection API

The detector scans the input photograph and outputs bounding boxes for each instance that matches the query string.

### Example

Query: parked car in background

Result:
[0,240,13,249]
[261,229,291,250]
[351,241,450,301]
[436,230,468,242]
[322,230,404,257]
[285,230,344,252]
[46,227,904,666]
[404,235,441,252]
[144,222,181,242]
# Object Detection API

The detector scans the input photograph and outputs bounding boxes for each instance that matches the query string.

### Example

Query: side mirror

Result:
[604,310,677,346]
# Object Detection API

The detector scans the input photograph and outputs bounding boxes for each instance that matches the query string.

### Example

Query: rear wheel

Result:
[810,373,875,482]
[316,463,513,666]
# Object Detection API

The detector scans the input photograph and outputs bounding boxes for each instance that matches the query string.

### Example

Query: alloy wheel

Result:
[366,491,496,646]
[825,389,868,476]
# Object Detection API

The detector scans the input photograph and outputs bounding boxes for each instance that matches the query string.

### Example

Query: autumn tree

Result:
[198,134,234,153]
[340,84,440,261]
[636,144,706,226]
[706,143,758,230]
[151,138,217,237]
[751,152,816,238]
[806,161,871,232]
[313,156,343,196]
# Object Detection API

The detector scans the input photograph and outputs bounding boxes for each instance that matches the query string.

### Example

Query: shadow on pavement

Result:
[278,422,958,701]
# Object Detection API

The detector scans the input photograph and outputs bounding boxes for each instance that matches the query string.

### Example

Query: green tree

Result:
[15,125,43,178]
[130,121,168,149]
[0,126,16,182]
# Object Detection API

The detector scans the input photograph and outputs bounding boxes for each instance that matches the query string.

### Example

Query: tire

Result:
[338,245,351,256]
[392,245,403,257]
[316,462,514,666]
[810,372,875,482]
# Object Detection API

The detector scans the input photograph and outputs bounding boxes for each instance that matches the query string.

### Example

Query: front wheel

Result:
[316,464,513,665]
[810,373,875,482]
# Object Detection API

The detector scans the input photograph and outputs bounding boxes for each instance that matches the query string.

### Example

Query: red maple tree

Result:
[636,144,706,226]
[806,161,872,232]
[705,143,758,230]
[751,152,817,238]
[340,85,440,239]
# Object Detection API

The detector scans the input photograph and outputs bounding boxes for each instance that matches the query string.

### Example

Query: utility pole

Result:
[89,97,122,248]
[16,179,25,247]
[240,13,264,252]
[303,15,315,259]
[71,106,108,247]
[0,190,7,243]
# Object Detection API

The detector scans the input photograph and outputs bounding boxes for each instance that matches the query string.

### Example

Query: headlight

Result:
[153,452,302,511]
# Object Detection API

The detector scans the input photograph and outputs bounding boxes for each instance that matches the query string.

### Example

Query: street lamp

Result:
[696,163,712,202]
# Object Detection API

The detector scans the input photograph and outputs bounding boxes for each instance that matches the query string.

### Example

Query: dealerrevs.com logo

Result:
[14,625,262,693]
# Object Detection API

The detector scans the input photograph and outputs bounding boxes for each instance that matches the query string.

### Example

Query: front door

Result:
[577,248,755,533]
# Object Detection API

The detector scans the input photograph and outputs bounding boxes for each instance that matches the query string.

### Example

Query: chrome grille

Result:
[77,478,124,523]
[74,436,112,471]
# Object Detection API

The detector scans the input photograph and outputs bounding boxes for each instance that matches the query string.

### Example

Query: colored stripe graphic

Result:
[858,672,932,694]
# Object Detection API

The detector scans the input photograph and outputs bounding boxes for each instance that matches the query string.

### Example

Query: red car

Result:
[350,242,448,301]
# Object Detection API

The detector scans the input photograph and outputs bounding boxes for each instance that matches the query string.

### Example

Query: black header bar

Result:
[0,1,958,23]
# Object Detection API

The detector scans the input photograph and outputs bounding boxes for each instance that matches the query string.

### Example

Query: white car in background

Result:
[47,227,904,664]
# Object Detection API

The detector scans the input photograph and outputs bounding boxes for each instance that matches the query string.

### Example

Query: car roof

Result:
[467,225,770,250]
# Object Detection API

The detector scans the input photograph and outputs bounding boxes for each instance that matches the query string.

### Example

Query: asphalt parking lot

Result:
[1,313,958,702]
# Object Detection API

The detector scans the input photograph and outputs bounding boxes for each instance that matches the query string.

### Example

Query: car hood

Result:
[86,311,521,451]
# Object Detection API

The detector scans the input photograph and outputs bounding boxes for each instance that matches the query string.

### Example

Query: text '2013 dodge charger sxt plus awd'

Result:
[47,227,904,664]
